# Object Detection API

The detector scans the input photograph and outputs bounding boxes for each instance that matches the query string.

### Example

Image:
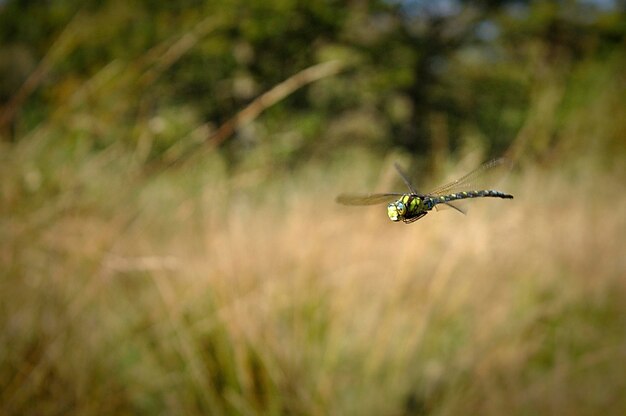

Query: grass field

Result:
[2,148,626,415]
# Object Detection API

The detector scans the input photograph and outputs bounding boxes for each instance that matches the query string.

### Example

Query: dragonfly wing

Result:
[428,158,511,196]
[434,201,467,215]
[394,163,419,194]
[335,193,403,206]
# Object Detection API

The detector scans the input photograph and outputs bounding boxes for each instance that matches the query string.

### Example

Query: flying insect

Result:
[336,159,513,224]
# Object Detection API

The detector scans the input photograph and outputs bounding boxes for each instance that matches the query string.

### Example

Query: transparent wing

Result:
[393,162,466,214]
[434,201,467,215]
[427,158,511,197]
[335,193,403,206]
[394,162,419,194]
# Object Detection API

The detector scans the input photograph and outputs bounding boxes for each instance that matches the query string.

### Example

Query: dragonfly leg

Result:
[403,212,428,224]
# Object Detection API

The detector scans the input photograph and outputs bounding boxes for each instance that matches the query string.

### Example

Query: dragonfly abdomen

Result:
[430,190,513,206]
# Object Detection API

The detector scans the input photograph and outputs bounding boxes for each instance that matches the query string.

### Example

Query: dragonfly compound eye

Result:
[387,203,400,221]
[396,201,406,215]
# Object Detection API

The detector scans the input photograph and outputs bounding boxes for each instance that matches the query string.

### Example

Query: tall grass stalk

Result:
[2,150,625,415]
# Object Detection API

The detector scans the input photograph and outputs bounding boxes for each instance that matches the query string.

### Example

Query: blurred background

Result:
[1,0,625,414]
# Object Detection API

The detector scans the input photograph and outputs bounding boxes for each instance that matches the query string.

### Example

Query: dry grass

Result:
[2,154,626,415]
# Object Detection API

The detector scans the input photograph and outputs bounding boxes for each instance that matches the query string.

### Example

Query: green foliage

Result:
[2,0,624,166]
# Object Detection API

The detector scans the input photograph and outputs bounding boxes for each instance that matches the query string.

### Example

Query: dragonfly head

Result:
[387,200,407,222]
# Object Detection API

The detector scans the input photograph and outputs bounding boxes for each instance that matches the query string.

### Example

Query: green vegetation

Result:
[1,1,626,415]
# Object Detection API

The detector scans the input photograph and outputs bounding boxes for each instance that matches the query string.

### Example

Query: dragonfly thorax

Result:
[387,194,424,222]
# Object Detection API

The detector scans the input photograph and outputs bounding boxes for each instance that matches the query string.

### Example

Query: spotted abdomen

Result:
[431,190,513,205]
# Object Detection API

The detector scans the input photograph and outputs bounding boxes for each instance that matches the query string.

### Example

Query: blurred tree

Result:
[0,0,624,165]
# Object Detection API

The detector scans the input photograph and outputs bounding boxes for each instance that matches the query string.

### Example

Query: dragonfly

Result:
[336,159,514,224]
